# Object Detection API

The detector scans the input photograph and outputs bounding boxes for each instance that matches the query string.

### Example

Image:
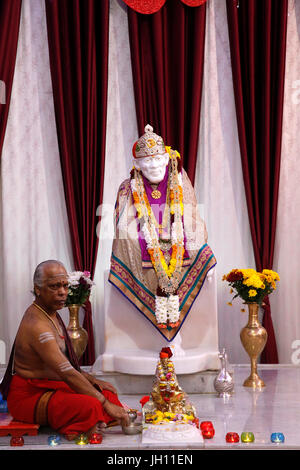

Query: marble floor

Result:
[0,364,300,451]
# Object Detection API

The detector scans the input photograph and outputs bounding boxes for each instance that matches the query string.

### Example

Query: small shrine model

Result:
[151,348,194,414]
[141,348,202,443]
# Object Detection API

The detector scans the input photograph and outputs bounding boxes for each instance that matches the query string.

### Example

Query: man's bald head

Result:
[33,260,69,311]
[33,260,67,295]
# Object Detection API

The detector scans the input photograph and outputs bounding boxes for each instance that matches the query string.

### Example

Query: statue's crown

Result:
[132,124,165,158]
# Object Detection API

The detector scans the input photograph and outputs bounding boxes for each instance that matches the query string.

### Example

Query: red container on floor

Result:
[89,433,103,444]
[202,427,215,439]
[200,421,214,430]
[226,432,239,443]
[10,436,24,447]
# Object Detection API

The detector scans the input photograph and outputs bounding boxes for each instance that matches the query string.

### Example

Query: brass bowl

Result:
[122,423,143,435]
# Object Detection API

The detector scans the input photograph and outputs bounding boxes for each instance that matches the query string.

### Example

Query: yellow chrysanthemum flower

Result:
[240,268,257,279]
[248,289,257,297]
[262,269,280,281]
[243,275,264,289]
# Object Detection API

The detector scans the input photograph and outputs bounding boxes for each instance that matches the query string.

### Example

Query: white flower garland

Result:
[155,294,180,326]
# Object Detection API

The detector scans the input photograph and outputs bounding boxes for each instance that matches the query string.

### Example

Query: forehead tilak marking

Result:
[45,274,68,281]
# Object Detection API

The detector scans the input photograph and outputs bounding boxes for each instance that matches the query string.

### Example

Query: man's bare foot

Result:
[87,421,106,438]
[64,433,78,441]
[64,422,106,441]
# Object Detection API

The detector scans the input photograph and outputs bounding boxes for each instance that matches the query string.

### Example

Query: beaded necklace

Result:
[33,302,65,339]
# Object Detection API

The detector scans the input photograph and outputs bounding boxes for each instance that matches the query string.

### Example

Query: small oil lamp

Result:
[226,432,239,443]
[0,400,8,413]
[10,436,24,447]
[75,433,89,445]
[200,420,215,438]
[201,427,215,439]
[200,421,214,430]
[270,432,285,443]
[48,435,61,446]
[241,431,255,443]
[89,433,103,444]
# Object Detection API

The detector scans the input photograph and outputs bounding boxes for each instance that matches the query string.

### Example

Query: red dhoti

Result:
[7,374,123,435]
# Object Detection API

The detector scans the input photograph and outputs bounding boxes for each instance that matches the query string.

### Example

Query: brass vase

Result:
[240,303,268,388]
[67,304,88,360]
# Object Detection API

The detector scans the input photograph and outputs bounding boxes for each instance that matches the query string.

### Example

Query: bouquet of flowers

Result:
[65,271,95,306]
[222,268,280,306]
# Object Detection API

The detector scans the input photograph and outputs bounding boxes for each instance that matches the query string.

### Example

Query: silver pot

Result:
[122,410,143,435]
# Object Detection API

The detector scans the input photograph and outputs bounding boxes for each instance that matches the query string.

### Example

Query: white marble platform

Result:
[86,368,219,395]
[1,364,300,451]
[96,268,220,376]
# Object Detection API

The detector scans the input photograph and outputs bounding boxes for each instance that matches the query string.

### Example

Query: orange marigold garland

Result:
[130,148,184,328]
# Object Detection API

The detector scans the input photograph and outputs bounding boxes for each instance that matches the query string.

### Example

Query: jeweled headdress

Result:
[132,124,165,158]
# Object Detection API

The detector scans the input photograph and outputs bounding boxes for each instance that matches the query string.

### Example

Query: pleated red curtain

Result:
[0,0,22,159]
[226,0,288,363]
[127,0,206,184]
[45,0,109,365]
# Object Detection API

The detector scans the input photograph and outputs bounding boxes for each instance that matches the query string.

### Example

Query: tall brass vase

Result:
[67,304,88,360]
[240,303,268,388]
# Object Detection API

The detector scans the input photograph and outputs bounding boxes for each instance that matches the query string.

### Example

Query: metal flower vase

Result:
[67,304,88,360]
[240,303,267,388]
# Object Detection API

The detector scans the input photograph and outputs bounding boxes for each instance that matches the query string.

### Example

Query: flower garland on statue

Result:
[130,147,184,329]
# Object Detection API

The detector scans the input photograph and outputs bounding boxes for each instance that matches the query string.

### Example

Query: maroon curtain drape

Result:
[127,0,206,184]
[226,0,288,363]
[45,0,109,365]
[0,0,22,159]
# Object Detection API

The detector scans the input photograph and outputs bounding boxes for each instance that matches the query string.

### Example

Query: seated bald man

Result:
[0,260,129,439]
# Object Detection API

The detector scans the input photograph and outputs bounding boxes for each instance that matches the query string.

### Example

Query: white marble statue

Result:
[93,125,219,375]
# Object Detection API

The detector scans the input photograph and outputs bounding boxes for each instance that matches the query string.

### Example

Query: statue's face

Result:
[134,153,169,184]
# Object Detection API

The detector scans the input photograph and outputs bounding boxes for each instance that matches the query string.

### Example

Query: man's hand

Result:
[103,401,130,426]
[94,379,118,395]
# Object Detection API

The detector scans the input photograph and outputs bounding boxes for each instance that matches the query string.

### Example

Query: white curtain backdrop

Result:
[0,0,297,366]
[271,0,300,364]
[195,0,255,364]
[0,0,73,361]
[91,0,138,358]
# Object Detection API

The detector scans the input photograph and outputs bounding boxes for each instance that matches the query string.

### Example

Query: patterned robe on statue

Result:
[109,168,217,342]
